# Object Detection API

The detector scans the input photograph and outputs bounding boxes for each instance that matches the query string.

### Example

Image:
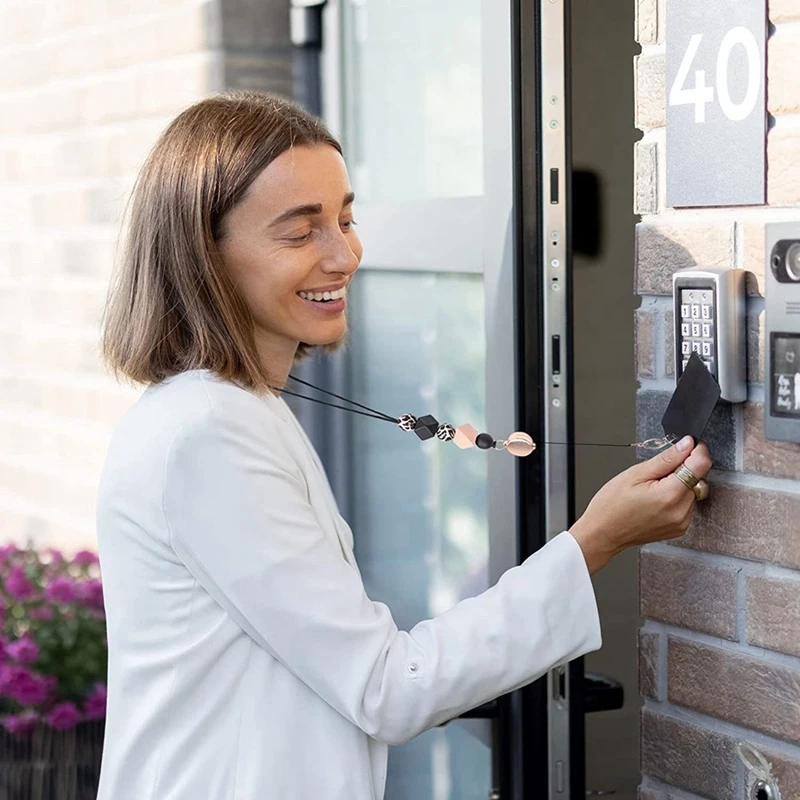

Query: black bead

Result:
[475,433,494,450]
[414,414,440,441]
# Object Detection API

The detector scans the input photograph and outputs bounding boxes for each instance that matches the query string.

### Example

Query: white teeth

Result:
[299,287,346,301]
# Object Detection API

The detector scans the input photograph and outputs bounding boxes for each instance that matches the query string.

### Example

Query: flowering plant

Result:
[0,543,107,736]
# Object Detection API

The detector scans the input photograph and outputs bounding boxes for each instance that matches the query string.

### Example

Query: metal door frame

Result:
[506,0,581,798]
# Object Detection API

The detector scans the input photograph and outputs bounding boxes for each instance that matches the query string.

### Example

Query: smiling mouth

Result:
[298,287,347,303]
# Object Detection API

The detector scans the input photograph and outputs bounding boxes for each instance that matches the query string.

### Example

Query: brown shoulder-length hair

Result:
[101,91,343,394]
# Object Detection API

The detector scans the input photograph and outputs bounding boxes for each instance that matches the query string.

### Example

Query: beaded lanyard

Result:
[275,375,677,458]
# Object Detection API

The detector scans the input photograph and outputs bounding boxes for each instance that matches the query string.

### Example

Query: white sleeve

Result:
[163,407,602,746]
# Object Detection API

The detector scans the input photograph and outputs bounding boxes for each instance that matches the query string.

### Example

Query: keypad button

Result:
[682,358,690,371]
[682,341,692,355]
[681,304,691,318]
[702,305,712,320]
[704,359,715,373]
[681,323,691,336]
[691,322,701,337]
[692,341,702,354]
[702,341,713,357]
[702,323,712,338]
[691,305,701,319]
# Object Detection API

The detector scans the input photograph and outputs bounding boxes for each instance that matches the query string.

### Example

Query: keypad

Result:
[679,288,715,375]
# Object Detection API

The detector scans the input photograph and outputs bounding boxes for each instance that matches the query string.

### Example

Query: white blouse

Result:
[95,369,601,800]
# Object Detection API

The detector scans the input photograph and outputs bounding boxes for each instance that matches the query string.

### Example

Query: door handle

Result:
[583,673,624,714]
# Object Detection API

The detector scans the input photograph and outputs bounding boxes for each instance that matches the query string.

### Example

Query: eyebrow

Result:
[269,192,356,228]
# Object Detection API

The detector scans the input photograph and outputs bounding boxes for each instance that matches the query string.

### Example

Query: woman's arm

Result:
[163,406,601,746]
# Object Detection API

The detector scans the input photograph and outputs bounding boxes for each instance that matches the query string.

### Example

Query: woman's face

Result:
[218,144,362,361]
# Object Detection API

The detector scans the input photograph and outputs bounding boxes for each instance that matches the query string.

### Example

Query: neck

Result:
[254,329,298,392]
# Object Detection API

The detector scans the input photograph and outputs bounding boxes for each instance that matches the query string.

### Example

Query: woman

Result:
[96,92,711,800]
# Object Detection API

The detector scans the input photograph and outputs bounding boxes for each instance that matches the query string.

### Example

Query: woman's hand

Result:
[569,436,712,575]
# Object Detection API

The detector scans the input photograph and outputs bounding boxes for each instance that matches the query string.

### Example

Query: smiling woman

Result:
[95,90,711,800]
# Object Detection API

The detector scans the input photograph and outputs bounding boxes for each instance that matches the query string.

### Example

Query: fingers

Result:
[683,443,712,481]
[661,442,713,504]
[636,435,694,480]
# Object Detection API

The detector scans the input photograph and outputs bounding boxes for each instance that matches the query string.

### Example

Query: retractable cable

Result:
[276,376,724,464]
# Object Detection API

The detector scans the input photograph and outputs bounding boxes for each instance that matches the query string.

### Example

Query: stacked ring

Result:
[673,464,710,501]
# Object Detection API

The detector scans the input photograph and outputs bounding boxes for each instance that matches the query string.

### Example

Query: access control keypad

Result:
[679,288,716,376]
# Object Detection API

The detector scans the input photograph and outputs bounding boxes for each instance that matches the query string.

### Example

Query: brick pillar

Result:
[0,0,294,552]
[634,0,800,798]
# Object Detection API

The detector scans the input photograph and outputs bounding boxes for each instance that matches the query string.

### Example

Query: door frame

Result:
[505,0,581,798]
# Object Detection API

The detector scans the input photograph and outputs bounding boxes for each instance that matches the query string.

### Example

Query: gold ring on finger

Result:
[673,463,700,490]
[693,479,710,501]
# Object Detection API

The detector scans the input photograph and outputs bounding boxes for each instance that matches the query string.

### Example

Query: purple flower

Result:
[0,543,18,564]
[28,606,53,621]
[47,548,64,563]
[45,576,76,604]
[6,566,34,601]
[83,683,107,721]
[72,550,99,568]
[45,702,81,731]
[7,637,39,665]
[2,710,39,734]
[0,637,8,662]
[0,665,50,706]
[76,579,104,611]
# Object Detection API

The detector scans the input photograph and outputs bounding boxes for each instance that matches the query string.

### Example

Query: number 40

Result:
[669,27,761,123]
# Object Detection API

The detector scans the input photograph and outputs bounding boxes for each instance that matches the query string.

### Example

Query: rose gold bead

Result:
[453,424,478,449]
[503,432,536,457]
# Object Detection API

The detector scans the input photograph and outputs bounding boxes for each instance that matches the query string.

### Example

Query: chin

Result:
[302,322,349,349]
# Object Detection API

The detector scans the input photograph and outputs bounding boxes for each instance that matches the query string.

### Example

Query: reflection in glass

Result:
[347,270,491,799]
[342,0,483,203]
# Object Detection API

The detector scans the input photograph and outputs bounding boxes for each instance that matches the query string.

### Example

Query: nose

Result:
[319,227,360,276]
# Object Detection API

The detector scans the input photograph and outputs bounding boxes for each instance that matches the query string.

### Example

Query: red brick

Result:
[639,629,661,700]
[742,221,765,297]
[771,0,800,21]
[635,140,659,215]
[747,573,800,657]
[636,223,735,295]
[640,550,738,639]
[768,25,800,116]
[641,709,737,798]
[635,53,665,130]
[744,402,800,480]
[637,789,664,800]
[668,637,800,744]
[769,128,800,207]
[680,482,800,569]
[636,308,657,379]
[664,309,674,378]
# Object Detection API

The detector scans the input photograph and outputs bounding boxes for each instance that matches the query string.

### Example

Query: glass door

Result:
[319,1,520,797]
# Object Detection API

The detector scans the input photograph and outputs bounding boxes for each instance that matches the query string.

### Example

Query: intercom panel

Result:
[672,266,747,403]
[765,223,800,443]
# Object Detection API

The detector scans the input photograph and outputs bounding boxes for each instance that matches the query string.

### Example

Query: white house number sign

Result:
[666,0,766,208]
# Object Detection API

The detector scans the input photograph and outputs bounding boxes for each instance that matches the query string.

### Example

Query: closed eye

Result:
[284,231,314,244]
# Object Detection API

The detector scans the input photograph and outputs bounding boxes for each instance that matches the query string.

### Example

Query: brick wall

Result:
[0,0,293,553]
[634,0,800,797]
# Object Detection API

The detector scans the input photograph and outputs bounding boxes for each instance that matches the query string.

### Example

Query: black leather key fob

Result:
[661,353,721,442]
